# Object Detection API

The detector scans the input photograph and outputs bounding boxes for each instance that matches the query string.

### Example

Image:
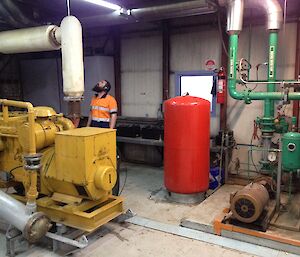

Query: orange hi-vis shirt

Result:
[90,94,118,122]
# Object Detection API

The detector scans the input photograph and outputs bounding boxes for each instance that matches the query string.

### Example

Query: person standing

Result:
[87,80,117,129]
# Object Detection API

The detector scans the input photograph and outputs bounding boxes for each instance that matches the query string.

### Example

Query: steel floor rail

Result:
[126,216,299,257]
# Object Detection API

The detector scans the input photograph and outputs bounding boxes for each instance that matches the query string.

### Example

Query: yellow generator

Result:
[0,99,123,243]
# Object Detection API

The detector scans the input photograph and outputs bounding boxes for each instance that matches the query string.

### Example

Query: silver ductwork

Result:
[227,0,244,34]
[0,190,50,242]
[226,0,283,33]
[81,0,217,28]
[130,0,216,21]
[252,0,283,31]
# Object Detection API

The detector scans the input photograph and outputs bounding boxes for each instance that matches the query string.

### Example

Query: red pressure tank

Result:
[164,96,210,196]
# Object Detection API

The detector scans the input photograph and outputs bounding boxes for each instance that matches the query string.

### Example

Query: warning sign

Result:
[205,59,216,71]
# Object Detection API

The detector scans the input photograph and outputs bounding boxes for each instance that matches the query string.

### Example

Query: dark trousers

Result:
[91,120,110,128]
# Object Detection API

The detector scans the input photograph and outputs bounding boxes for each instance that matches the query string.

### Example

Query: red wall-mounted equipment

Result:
[217,67,226,104]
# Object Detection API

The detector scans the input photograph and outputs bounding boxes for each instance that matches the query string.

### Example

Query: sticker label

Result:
[269,46,275,78]
[229,47,235,79]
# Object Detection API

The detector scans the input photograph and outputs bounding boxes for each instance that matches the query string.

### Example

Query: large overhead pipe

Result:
[60,16,84,118]
[0,190,50,242]
[0,16,84,118]
[0,25,60,53]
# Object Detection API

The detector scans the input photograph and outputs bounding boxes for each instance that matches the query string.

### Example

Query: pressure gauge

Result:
[268,152,277,162]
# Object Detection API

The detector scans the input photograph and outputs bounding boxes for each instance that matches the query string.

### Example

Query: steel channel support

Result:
[276,140,282,212]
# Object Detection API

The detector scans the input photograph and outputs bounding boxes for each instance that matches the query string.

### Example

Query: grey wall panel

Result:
[121,34,162,117]
[20,59,61,112]
[122,71,162,117]
[170,28,221,136]
[79,56,115,117]
[20,56,115,117]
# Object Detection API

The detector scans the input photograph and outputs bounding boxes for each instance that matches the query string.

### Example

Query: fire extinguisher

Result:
[217,67,226,104]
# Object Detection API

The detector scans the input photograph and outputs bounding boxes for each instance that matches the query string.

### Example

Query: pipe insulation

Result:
[227,0,244,33]
[252,0,283,31]
[130,0,215,20]
[0,25,61,54]
[60,16,84,101]
[226,0,283,34]
[0,190,49,242]
[81,0,217,28]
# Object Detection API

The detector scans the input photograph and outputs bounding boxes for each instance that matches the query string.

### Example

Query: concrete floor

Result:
[0,163,296,256]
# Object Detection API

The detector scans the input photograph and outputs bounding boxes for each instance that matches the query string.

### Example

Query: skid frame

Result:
[13,194,124,232]
[214,208,300,247]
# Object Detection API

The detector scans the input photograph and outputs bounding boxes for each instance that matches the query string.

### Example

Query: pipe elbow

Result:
[252,0,283,30]
[229,89,244,100]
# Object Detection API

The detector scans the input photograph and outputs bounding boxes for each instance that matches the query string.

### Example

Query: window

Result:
[175,71,216,116]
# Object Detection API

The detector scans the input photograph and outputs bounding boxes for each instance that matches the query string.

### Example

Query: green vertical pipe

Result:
[228,34,244,100]
[265,32,278,118]
[228,33,300,101]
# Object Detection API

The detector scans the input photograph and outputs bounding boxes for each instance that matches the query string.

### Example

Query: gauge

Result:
[268,152,277,162]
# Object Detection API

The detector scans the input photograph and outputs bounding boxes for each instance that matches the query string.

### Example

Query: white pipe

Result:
[60,16,84,101]
[0,190,49,242]
[0,25,60,54]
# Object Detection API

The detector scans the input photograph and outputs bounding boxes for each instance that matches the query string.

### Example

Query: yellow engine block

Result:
[0,99,123,232]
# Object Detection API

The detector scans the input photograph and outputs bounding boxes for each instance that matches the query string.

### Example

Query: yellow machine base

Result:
[14,195,124,232]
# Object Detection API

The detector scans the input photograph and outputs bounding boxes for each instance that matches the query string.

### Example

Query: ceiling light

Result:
[84,0,121,11]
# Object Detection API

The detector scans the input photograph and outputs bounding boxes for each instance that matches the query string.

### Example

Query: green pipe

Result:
[228,34,300,102]
[228,34,244,100]
[265,32,278,118]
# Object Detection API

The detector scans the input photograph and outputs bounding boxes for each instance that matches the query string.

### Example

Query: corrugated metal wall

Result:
[121,26,221,135]
[170,27,221,136]
[121,32,163,118]
[0,57,22,100]
[20,56,115,116]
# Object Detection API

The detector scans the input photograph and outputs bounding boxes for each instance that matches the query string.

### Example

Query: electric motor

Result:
[230,182,269,223]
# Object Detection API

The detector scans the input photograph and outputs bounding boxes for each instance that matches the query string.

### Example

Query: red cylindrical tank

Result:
[164,96,210,194]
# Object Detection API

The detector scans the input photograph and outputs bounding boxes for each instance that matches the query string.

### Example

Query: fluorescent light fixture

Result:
[84,0,121,11]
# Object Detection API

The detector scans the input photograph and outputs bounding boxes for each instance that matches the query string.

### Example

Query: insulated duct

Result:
[60,16,84,101]
[0,25,60,54]
[226,0,244,34]
[0,16,84,106]
[251,0,283,31]
[226,0,283,34]
[130,0,216,21]
[81,0,217,28]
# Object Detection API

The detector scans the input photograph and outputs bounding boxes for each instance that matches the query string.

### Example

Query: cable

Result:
[117,147,128,195]
[8,165,23,179]
[119,166,128,196]
[66,0,71,16]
